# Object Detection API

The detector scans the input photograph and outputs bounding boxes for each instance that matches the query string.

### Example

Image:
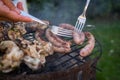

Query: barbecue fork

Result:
[75,0,90,32]
[20,11,72,37]
[50,25,72,37]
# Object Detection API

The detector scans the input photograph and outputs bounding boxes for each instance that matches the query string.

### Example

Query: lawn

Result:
[87,20,120,80]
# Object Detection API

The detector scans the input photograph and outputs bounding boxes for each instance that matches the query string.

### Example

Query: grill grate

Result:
[2,32,102,75]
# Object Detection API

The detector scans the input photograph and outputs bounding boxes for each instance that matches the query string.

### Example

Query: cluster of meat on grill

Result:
[0,21,95,73]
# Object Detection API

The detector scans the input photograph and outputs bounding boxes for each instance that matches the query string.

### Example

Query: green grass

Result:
[87,20,120,80]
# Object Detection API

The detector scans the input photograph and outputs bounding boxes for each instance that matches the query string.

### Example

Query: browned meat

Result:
[79,32,95,57]
[59,23,85,45]
[45,28,71,53]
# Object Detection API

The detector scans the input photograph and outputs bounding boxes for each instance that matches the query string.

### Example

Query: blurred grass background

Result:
[28,0,120,80]
[89,20,120,80]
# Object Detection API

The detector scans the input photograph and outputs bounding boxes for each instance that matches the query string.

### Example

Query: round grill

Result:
[2,32,102,75]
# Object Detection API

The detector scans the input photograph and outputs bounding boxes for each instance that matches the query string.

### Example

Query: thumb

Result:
[17,2,24,11]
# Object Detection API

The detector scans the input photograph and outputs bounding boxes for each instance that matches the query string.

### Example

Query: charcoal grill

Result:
[0,32,102,80]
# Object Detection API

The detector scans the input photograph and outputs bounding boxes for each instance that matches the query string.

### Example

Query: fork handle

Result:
[82,0,90,17]
[20,10,47,25]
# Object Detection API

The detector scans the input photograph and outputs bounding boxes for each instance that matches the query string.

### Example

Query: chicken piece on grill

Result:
[8,22,27,40]
[8,29,21,40]
[21,40,53,70]
[23,56,41,70]
[13,22,27,35]
[0,41,24,73]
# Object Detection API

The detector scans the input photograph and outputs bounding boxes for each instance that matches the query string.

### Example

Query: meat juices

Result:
[79,32,95,57]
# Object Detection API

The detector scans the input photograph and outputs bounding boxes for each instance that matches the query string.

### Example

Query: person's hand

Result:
[0,0,32,22]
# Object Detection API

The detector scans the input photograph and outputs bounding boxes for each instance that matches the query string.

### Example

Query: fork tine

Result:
[58,32,72,35]
[78,21,82,31]
[77,21,82,30]
[58,28,73,34]
[80,23,85,32]
[58,28,72,34]
[58,29,72,34]
[57,33,72,37]
[76,21,82,33]
[58,31,72,35]
[57,30,72,36]
[75,20,79,28]
[75,21,79,32]
[58,32,72,36]
[51,25,73,37]
[79,19,86,32]
[78,22,84,32]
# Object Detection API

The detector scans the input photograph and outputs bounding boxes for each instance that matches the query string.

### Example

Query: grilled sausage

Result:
[73,32,85,45]
[35,30,46,44]
[45,28,71,53]
[59,23,85,45]
[79,32,95,57]
[0,41,24,73]
[59,23,74,30]
[53,45,71,53]
[46,28,71,47]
